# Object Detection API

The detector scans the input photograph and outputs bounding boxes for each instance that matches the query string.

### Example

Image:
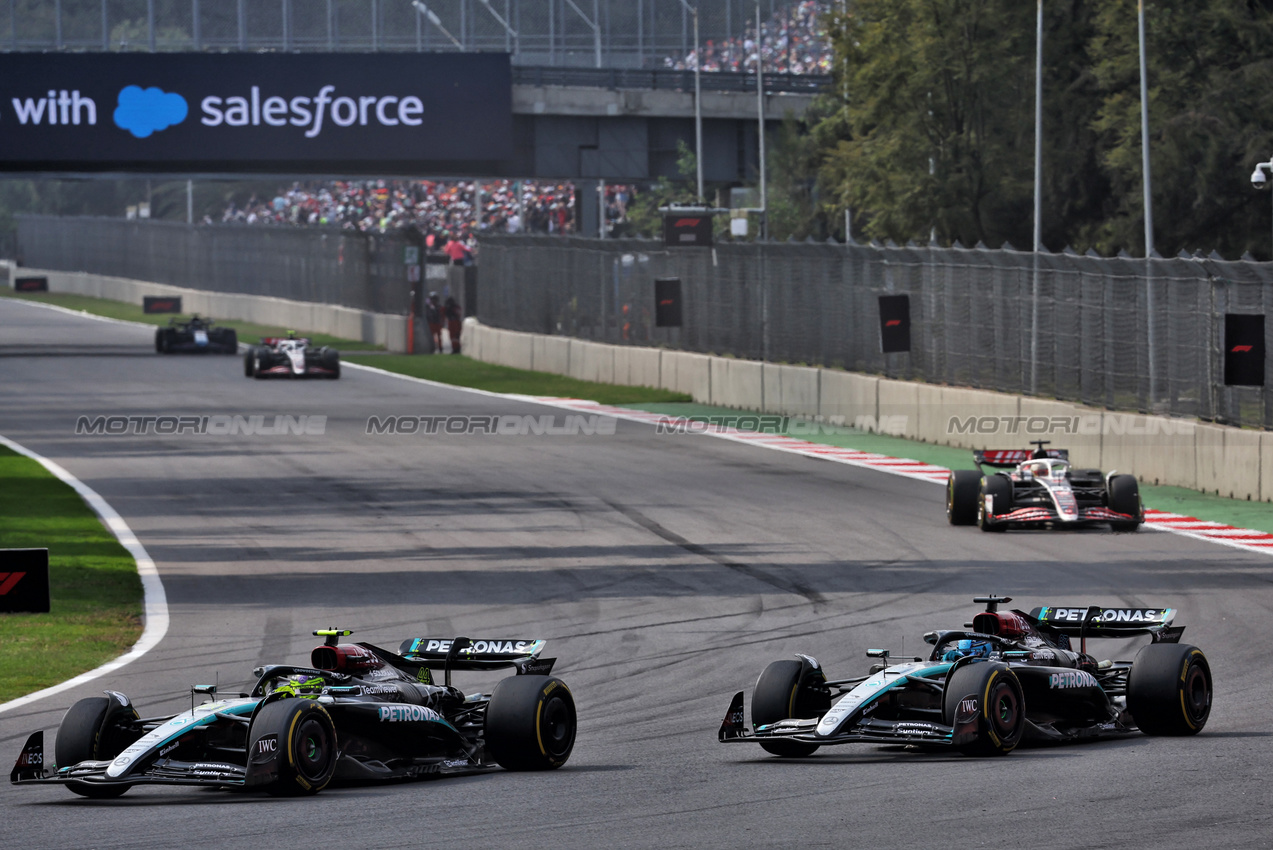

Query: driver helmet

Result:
[942,639,993,662]
[270,673,325,699]
[1026,461,1049,478]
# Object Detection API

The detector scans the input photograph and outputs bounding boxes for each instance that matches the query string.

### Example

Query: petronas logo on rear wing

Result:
[1029,606,1177,636]
[398,637,549,672]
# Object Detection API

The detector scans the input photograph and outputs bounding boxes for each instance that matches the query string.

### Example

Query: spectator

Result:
[444,296,462,355]
[424,292,443,353]
[444,233,473,266]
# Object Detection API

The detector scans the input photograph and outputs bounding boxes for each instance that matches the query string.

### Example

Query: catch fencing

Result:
[16,214,414,315]
[477,234,1273,430]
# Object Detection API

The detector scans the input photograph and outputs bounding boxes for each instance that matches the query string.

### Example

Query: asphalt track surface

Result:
[1,298,1270,850]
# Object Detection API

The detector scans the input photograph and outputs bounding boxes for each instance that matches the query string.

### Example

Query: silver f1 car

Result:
[946,441,1142,531]
[244,334,340,379]
[719,596,1210,758]
[10,630,575,798]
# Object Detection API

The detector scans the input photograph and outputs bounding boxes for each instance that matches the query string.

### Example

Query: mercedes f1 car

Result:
[10,630,575,798]
[719,596,1210,758]
[154,315,238,354]
[946,441,1142,531]
[244,335,340,379]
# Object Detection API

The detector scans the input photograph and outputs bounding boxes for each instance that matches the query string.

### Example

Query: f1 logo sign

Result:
[1231,345,1252,353]
[0,549,48,613]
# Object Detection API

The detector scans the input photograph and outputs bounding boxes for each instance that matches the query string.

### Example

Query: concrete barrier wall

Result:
[12,267,409,352]
[463,319,1270,501]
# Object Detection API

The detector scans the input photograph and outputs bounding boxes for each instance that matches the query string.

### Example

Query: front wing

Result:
[717,692,969,750]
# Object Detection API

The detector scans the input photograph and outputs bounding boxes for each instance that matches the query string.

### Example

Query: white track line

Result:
[0,435,169,714]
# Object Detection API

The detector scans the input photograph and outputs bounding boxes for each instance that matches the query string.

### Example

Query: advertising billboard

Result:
[0,52,512,173]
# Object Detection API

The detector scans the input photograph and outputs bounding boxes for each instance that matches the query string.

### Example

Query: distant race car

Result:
[10,630,576,798]
[719,596,1211,758]
[244,335,340,379]
[946,440,1142,531]
[154,315,238,354]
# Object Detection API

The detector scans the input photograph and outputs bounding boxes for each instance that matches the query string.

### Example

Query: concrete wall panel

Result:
[711,358,763,410]
[819,370,878,428]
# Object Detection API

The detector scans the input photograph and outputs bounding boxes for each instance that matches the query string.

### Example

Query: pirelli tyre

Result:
[943,661,1025,756]
[319,348,341,379]
[979,475,1011,532]
[248,698,338,796]
[1107,474,1143,532]
[484,675,577,771]
[751,659,831,757]
[155,328,171,354]
[1127,643,1211,736]
[55,695,140,798]
[947,470,981,526]
[213,327,238,353]
[243,346,258,377]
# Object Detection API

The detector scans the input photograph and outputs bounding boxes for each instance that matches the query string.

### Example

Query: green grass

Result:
[0,289,378,350]
[0,447,143,703]
[346,354,692,405]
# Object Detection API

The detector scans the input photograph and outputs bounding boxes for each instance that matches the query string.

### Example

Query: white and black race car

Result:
[946,441,1142,531]
[244,335,340,379]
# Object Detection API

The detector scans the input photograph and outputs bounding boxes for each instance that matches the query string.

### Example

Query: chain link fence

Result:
[476,234,1273,430]
[2,0,817,69]
[16,214,414,314]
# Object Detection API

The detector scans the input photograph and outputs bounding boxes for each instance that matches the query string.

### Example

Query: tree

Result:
[1090,0,1273,259]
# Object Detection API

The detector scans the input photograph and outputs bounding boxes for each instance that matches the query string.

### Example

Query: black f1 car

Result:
[719,596,1210,757]
[244,334,340,379]
[10,630,576,798]
[154,315,238,354]
[946,441,1142,531]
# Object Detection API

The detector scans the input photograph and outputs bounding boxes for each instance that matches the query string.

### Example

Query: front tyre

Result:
[947,470,981,526]
[944,662,1025,756]
[979,476,1011,532]
[1107,474,1143,532]
[751,659,830,757]
[55,696,139,798]
[243,347,258,377]
[1127,643,1211,735]
[485,676,577,771]
[248,699,338,796]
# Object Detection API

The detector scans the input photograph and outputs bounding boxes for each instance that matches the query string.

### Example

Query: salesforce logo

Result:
[113,85,187,138]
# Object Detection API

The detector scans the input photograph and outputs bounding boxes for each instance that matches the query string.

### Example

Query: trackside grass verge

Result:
[0,446,142,703]
[0,288,378,350]
[346,354,692,405]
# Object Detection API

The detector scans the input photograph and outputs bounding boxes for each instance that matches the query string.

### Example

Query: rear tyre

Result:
[243,347,257,377]
[943,662,1024,756]
[252,352,270,379]
[485,676,576,770]
[979,476,1011,532]
[216,328,238,354]
[248,699,338,796]
[1107,474,1143,532]
[56,696,139,798]
[946,470,981,526]
[1127,643,1211,735]
[155,329,170,354]
[751,660,830,757]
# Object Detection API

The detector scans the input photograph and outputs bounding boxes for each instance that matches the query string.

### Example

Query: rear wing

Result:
[261,337,311,345]
[974,448,1068,468]
[399,637,552,674]
[1027,606,1180,640]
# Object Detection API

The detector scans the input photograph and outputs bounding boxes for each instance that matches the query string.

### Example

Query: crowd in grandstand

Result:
[220,179,582,246]
[218,2,830,242]
[666,0,831,75]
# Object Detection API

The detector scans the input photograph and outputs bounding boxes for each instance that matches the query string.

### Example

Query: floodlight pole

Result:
[477,0,518,54]
[1138,0,1157,405]
[756,0,767,241]
[1030,0,1043,395]
[676,0,704,202]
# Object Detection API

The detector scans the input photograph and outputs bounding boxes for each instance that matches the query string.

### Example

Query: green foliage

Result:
[812,0,1273,258]
[624,141,702,238]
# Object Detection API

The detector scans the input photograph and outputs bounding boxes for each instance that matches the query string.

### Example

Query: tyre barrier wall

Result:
[4,264,409,352]
[463,318,1273,502]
